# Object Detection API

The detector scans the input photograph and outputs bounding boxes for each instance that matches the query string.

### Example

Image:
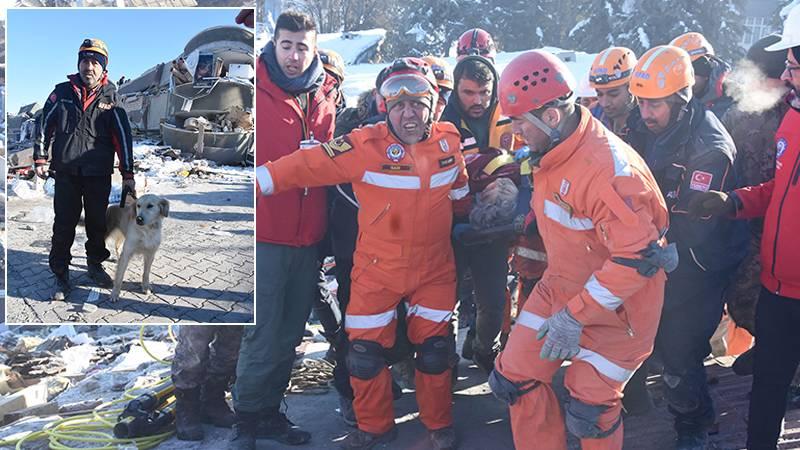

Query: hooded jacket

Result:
[441,56,516,155]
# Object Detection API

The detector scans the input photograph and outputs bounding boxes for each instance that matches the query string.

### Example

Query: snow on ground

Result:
[7,140,253,204]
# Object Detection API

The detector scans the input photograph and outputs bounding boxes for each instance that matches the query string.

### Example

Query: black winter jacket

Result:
[34,74,134,177]
[626,99,748,273]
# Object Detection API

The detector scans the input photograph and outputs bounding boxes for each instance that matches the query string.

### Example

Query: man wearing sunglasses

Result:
[34,38,134,300]
[255,57,468,450]
[689,6,800,448]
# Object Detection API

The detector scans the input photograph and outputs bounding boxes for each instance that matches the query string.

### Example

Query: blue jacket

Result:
[626,99,748,273]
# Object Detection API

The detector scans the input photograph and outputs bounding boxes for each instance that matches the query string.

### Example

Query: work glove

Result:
[537,308,583,361]
[514,146,531,162]
[687,190,736,219]
[122,178,136,194]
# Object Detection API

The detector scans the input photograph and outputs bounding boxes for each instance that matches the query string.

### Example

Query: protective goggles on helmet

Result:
[589,69,632,85]
[459,47,492,57]
[430,64,451,82]
[380,73,435,103]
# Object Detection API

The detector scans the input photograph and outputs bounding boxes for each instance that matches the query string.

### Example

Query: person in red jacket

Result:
[230,11,338,450]
[689,9,800,447]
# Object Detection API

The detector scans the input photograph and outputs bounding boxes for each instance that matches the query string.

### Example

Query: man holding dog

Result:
[33,37,135,300]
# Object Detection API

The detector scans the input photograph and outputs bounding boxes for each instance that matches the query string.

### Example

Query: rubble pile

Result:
[0,325,175,440]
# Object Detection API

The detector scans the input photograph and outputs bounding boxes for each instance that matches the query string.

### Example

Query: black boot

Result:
[174,387,204,441]
[54,270,70,301]
[258,409,311,446]
[87,263,113,288]
[230,410,259,450]
[200,379,236,428]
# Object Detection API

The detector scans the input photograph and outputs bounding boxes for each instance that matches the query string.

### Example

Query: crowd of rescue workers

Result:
[170,8,800,450]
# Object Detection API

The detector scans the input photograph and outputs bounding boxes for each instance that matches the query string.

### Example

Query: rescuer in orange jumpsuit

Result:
[256,57,468,450]
[488,49,673,450]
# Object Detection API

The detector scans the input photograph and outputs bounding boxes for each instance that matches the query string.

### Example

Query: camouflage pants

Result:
[171,325,243,390]
[727,237,762,334]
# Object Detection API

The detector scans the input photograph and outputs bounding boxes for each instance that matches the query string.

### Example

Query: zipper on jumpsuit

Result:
[408,143,423,289]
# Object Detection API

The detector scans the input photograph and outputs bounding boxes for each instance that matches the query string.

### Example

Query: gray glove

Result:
[537,308,583,361]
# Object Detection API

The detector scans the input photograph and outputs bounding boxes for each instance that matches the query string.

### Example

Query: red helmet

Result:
[457,28,497,61]
[498,50,576,117]
[379,57,439,110]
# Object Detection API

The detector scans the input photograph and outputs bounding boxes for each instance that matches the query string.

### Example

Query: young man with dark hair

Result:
[440,54,518,373]
[231,10,338,450]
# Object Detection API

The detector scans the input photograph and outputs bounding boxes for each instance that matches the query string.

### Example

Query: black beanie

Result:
[78,50,108,72]
[747,34,788,79]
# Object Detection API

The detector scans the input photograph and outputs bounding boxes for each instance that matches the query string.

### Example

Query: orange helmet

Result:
[670,32,714,62]
[318,49,345,83]
[589,47,637,89]
[630,45,695,100]
[499,50,576,117]
[422,55,454,91]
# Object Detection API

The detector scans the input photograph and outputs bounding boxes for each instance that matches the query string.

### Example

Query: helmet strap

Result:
[521,109,568,166]
[522,111,562,143]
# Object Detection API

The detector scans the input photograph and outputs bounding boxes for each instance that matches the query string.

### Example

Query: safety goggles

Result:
[379,73,434,102]
[589,69,632,85]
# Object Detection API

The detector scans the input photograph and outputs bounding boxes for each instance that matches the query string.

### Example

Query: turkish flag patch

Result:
[689,170,713,192]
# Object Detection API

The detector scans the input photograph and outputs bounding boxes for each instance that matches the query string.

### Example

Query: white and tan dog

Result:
[105,194,169,302]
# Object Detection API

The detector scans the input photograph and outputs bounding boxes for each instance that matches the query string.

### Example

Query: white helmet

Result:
[576,74,597,98]
[766,4,800,51]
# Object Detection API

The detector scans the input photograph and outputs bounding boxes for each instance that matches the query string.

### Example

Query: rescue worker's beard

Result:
[788,88,800,112]
[726,59,789,113]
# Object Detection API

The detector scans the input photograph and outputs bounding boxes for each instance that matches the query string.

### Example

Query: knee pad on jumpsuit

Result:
[346,340,386,380]
[564,396,622,439]
[487,369,540,406]
[415,336,457,374]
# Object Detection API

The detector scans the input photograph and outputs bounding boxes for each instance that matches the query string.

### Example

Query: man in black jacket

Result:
[34,38,135,299]
[625,45,747,450]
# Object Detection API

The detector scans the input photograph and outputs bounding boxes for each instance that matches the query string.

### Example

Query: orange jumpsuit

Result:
[256,121,468,435]
[494,106,669,449]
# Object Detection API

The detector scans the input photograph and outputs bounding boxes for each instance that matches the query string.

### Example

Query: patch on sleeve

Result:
[48,91,57,103]
[322,136,353,158]
[689,170,713,192]
[439,156,455,168]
